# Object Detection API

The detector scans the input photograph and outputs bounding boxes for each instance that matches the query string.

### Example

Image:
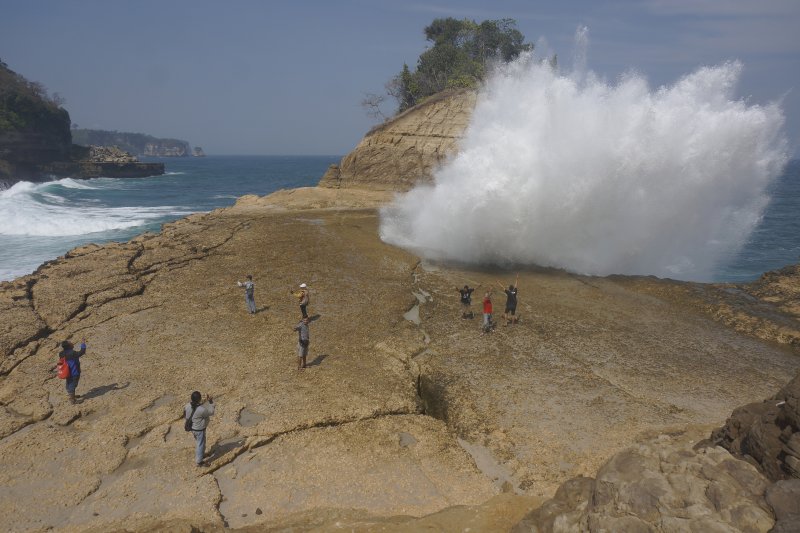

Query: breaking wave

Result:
[0,178,190,237]
[380,29,788,280]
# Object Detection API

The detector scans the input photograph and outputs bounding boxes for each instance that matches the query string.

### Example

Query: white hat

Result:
[299,283,307,288]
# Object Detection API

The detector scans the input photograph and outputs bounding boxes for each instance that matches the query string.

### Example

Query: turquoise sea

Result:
[0,156,798,283]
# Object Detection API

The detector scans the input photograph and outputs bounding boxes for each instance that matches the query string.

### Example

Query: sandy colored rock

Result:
[318,90,477,191]
[409,263,799,498]
[0,187,798,531]
[711,372,800,481]
[214,415,496,529]
[512,434,776,533]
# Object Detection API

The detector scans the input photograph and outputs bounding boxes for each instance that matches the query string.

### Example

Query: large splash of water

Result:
[380,31,788,281]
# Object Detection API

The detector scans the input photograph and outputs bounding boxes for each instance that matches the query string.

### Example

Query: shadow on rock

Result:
[306,354,328,367]
[81,382,130,400]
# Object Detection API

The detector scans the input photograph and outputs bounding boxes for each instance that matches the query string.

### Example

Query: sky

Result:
[1,0,799,156]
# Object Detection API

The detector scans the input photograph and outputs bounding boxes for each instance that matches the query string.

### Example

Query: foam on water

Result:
[380,29,789,281]
[0,178,189,237]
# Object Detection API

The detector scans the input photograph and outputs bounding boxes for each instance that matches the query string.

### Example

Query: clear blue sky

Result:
[2,0,798,156]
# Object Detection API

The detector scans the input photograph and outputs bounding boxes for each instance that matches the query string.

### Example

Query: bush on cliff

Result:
[386,18,533,113]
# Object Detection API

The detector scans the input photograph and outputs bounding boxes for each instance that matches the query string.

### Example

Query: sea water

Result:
[380,30,795,282]
[0,155,338,281]
[1,156,798,285]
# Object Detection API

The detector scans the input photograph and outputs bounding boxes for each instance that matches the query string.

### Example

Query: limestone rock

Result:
[512,437,776,533]
[711,372,800,481]
[1,190,799,531]
[319,90,477,191]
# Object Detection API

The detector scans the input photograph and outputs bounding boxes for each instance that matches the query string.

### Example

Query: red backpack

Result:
[57,357,70,379]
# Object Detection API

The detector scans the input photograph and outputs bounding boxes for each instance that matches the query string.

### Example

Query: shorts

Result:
[461,300,471,308]
[505,305,516,315]
[298,342,309,357]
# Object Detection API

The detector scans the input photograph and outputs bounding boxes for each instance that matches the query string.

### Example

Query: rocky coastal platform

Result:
[1,186,798,531]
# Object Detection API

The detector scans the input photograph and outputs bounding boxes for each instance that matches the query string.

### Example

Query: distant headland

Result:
[71,128,205,158]
[0,60,165,188]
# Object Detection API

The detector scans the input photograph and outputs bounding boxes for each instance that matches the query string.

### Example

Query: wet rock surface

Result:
[0,188,798,531]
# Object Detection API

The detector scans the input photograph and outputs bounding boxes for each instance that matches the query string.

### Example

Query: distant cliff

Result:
[72,129,191,157]
[0,61,164,187]
[319,89,476,191]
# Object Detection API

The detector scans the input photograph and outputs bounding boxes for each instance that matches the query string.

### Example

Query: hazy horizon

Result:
[2,0,799,157]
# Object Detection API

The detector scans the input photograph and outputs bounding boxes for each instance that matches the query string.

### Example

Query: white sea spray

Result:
[380,29,788,281]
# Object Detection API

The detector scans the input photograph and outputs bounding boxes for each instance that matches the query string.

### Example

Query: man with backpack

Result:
[185,391,215,467]
[58,339,87,404]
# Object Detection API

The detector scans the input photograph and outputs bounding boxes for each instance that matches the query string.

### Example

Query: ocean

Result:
[0,156,798,283]
[0,155,338,281]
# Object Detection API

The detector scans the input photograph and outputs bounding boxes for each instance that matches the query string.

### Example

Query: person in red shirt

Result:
[481,290,494,334]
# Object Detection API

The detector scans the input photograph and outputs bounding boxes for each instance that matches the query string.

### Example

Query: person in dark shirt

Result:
[456,284,478,319]
[59,339,87,404]
[497,274,519,325]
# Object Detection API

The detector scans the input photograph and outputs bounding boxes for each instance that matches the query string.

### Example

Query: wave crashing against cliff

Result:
[379,32,788,280]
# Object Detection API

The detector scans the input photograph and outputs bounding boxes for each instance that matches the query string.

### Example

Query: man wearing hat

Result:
[290,283,310,319]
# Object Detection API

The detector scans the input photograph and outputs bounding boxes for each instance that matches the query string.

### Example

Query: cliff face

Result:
[0,62,73,179]
[319,89,477,191]
[0,64,164,186]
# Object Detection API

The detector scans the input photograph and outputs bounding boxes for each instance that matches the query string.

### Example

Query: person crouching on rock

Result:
[294,316,310,370]
[185,391,215,467]
[60,339,87,404]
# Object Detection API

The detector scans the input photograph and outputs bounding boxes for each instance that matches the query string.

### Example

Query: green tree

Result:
[385,17,533,114]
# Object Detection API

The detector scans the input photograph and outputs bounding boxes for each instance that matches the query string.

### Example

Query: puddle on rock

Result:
[404,304,420,325]
[238,408,266,427]
[458,437,520,493]
[398,432,417,448]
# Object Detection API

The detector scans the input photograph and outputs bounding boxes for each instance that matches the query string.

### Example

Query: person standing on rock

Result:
[481,291,494,334]
[457,284,478,319]
[237,275,257,314]
[290,283,310,319]
[59,339,87,404]
[185,391,215,467]
[497,275,519,325]
[294,316,310,370]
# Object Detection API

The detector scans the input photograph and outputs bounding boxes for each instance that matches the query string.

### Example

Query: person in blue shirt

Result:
[59,339,87,404]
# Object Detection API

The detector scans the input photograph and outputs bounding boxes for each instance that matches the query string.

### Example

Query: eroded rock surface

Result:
[512,434,777,533]
[0,189,798,531]
[318,90,477,191]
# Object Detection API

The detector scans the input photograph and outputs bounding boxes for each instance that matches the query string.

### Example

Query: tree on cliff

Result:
[385,18,533,113]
